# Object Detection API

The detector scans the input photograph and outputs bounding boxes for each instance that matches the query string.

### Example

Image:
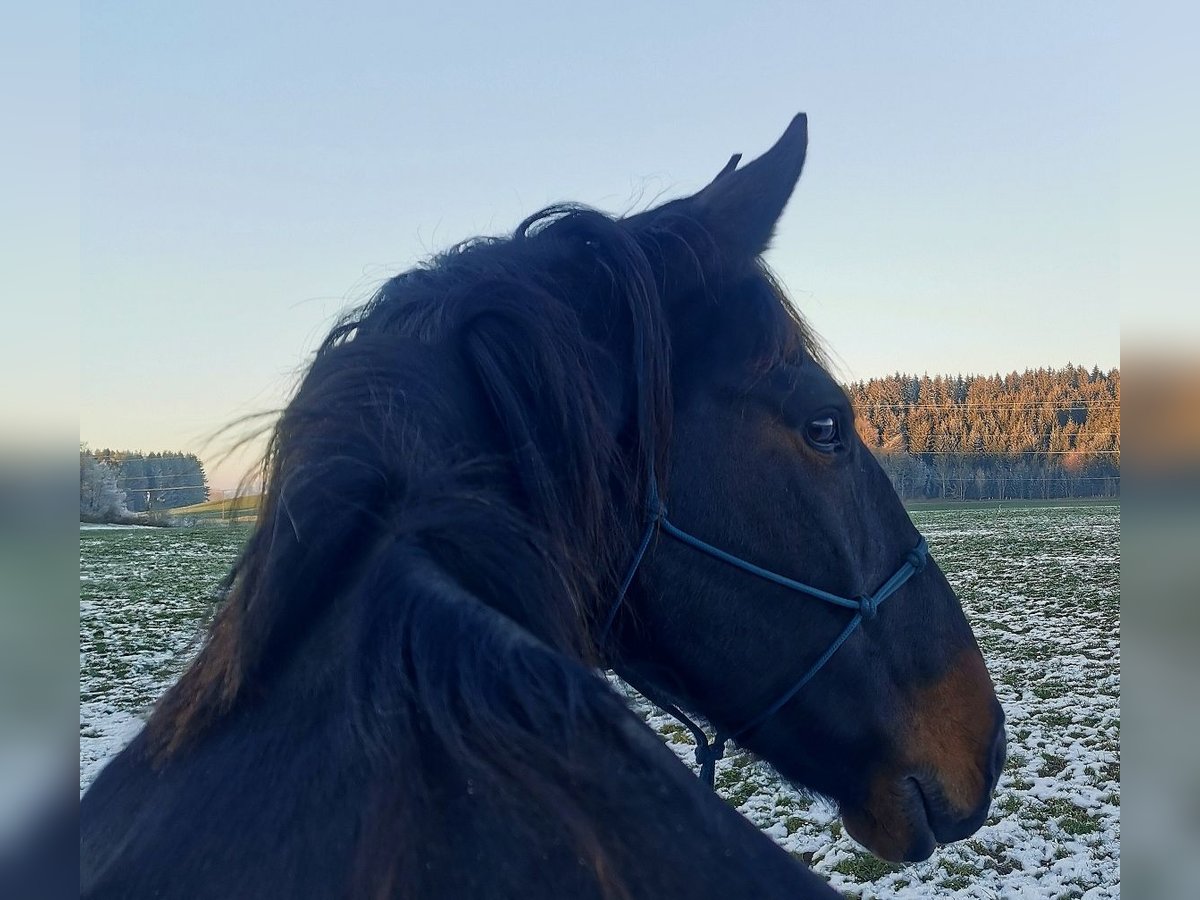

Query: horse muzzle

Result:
[843,654,1006,862]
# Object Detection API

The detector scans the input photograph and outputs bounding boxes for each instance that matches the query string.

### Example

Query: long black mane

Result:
[99,204,822,898]
[149,204,811,745]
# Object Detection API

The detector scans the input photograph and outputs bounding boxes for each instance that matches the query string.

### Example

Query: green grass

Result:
[1033,682,1068,700]
[1040,710,1073,728]
[997,794,1024,815]
[1039,753,1070,778]
[1039,798,1103,836]
[940,859,982,877]
[831,852,903,881]
[656,722,689,740]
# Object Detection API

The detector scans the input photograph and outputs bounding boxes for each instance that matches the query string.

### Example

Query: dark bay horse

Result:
[79,115,1004,898]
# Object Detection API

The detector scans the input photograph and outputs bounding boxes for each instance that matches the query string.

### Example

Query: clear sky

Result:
[80,2,1119,491]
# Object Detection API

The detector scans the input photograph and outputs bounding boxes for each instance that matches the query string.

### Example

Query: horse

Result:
[78,114,1005,898]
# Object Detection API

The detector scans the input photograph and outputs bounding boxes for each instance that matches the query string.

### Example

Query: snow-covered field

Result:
[80,504,1120,898]
[624,505,1121,898]
[79,528,240,787]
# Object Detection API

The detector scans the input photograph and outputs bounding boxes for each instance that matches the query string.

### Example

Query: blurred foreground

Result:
[1121,353,1200,898]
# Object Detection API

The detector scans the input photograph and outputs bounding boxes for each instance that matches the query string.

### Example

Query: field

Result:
[79,505,1120,898]
[166,494,261,524]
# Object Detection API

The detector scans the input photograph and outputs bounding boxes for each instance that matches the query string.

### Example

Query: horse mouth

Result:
[919,774,995,846]
[841,777,938,863]
[843,771,999,863]
[908,777,940,853]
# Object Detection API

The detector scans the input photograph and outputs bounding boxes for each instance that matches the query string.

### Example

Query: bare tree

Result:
[80,446,129,521]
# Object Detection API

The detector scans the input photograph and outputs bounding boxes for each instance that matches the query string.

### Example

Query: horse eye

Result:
[804,416,841,451]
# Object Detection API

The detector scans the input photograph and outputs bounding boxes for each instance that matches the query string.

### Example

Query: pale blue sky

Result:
[80,2,1119,490]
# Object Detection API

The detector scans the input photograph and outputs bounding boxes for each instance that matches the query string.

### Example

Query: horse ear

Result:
[633,112,811,264]
[687,113,809,257]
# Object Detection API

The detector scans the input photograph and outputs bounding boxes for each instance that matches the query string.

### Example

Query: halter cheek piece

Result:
[599,473,929,787]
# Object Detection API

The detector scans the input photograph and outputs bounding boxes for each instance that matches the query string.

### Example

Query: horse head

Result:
[603,115,1005,862]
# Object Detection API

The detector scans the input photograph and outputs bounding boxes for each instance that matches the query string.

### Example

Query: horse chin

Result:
[840,777,937,864]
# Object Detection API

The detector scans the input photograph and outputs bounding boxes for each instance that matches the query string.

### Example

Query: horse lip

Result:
[911,773,989,846]
[904,776,939,860]
[909,775,935,832]
[842,778,937,863]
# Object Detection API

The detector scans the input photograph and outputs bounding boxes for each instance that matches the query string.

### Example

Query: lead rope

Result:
[599,469,928,788]
[613,666,727,786]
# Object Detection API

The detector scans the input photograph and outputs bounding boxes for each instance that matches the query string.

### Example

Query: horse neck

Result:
[344,542,836,900]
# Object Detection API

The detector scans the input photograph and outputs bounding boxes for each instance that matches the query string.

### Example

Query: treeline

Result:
[84,449,210,513]
[846,365,1120,501]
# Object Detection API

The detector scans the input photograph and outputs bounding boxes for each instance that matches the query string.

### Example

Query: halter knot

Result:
[857,594,879,620]
[641,472,668,526]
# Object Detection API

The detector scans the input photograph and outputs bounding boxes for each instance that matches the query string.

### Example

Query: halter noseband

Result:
[600,472,928,787]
